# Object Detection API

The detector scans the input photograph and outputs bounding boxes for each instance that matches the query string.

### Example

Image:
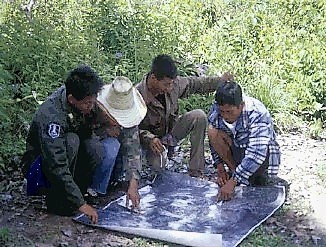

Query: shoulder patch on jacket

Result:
[48,123,61,138]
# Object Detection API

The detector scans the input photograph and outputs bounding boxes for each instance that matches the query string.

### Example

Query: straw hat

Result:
[97,76,147,128]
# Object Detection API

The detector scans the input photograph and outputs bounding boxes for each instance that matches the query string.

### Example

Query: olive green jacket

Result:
[23,86,92,209]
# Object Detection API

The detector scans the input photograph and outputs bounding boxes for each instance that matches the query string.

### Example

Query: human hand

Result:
[220,72,234,82]
[126,177,140,212]
[161,133,177,147]
[150,138,164,155]
[217,171,229,186]
[216,163,229,186]
[79,204,98,224]
[217,178,237,201]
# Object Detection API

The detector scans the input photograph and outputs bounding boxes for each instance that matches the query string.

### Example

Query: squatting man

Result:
[21,66,146,224]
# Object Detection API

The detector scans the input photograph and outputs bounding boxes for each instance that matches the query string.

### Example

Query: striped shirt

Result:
[208,96,280,185]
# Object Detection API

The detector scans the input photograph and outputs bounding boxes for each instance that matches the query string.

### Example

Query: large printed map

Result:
[74,172,285,247]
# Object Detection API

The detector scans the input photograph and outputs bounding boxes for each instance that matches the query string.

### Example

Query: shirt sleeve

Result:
[139,129,156,147]
[93,102,119,139]
[208,103,221,128]
[119,126,142,181]
[38,114,85,209]
[232,115,270,185]
[176,76,224,98]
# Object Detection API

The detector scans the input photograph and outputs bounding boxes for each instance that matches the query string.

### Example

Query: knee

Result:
[66,133,80,157]
[102,137,120,159]
[83,138,104,165]
[190,109,208,127]
[66,133,80,147]
[208,127,231,145]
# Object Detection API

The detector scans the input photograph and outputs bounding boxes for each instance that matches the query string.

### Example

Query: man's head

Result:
[65,65,103,115]
[147,54,177,95]
[215,81,244,124]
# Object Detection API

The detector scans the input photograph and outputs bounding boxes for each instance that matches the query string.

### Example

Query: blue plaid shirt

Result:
[208,96,280,185]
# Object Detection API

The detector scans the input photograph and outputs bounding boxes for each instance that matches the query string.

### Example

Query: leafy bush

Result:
[0,1,111,164]
[0,0,325,166]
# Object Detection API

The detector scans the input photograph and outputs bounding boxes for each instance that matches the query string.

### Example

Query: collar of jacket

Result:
[234,96,250,132]
[234,112,246,133]
[138,74,166,108]
[60,86,77,123]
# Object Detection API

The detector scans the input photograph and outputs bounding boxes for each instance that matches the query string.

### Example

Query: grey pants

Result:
[146,109,208,173]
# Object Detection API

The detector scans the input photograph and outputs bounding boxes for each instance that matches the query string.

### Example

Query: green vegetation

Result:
[0,1,325,244]
[0,0,325,165]
[0,227,10,243]
[242,227,296,247]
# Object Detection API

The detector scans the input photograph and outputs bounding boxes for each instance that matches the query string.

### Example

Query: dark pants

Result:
[46,133,104,216]
[231,144,269,186]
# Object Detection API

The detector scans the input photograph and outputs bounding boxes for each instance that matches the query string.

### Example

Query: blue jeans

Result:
[90,137,120,195]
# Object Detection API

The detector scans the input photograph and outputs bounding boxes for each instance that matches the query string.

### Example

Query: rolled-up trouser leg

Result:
[89,137,120,195]
[171,109,208,172]
[46,132,80,216]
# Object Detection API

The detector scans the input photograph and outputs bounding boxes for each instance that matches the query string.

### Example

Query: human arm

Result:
[119,126,142,210]
[38,118,86,211]
[139,128,156,146]
[176,72,234,98]
[138,127,165,155]
[232,113,271,185]
[217,178,237,201]
[126,176,140,211]
[215,163,230,186]
[149,137,165,154]
[207,103,236,185]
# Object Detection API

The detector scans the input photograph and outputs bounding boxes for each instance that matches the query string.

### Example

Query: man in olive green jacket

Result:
[21,65,103,224]
[136,54,233,177]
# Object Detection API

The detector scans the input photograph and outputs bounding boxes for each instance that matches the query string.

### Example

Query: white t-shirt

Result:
[222,119,237,136]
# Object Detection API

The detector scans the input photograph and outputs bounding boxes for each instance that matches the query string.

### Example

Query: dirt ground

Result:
[0,132,326,247]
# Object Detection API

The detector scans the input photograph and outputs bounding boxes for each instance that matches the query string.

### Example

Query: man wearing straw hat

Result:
[94,76,147,210]
[136,54,233,177]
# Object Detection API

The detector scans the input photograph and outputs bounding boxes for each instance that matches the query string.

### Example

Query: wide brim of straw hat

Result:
[97,84,147,128]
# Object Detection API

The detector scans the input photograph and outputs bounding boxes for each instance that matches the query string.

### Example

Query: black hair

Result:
[65,65,103,100]
[150,54,177,80]
[215,81,243,106]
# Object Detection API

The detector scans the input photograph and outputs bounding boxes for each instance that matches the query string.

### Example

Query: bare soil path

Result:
[0,132,325,247]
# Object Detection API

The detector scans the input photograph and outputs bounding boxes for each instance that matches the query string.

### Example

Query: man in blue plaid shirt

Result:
[208,81,280,201]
